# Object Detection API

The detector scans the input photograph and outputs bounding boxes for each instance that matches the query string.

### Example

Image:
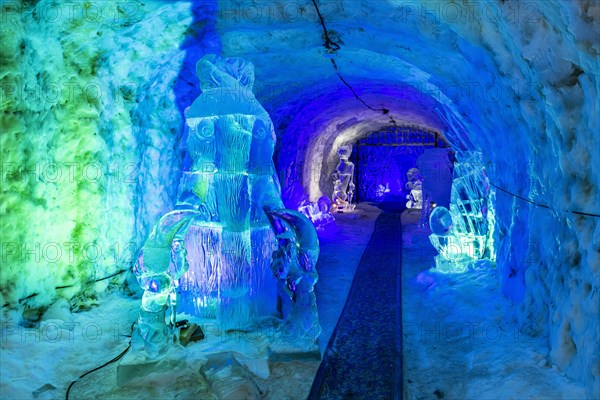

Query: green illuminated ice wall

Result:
[0,0,218,310]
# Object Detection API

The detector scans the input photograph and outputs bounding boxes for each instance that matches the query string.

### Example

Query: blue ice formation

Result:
[132,209,206,356]
[132,55,322,357]
[264,207,321,338]
[428,152,496,274]
[174,55,287,329]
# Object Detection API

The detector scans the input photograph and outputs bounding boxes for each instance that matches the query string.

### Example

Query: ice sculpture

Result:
[405,167,423,209]
[375,183,390,202]
[131,54,287,345]
[173,55,286,328]
[298,196,334,230]
[264,206,321,339]
[428,152,496,273]
[429,206,453,235]
[331,145,356,212]
[132,209,205,356]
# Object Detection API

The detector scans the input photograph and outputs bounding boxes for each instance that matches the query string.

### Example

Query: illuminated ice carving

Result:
[174,55,285,328]
[429,206,453,235]
[331,145,355,212]
[375,183,390,202]
[428,152,496,273]
[405,167,423,209]
[264,206,321,339]
[298,196,334,230]
[131,55,323,355]
[132,209,206,356]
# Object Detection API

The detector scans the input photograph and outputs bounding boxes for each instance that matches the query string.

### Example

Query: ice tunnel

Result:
[1,0,599,399]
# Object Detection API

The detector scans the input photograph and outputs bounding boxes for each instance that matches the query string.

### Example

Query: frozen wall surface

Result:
[1,0,598,395]
[0,0,219,309]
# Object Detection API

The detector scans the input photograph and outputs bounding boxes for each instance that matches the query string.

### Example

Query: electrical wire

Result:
[310,0,397,126]
[64,322,135,400]
[3,267,131,308]
[488,181,600,218]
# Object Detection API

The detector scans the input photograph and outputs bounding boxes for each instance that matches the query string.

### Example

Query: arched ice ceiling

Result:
[215,0,598,206]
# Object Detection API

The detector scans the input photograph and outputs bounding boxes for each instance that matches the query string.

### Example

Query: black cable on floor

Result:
[64,322,134,400]
[3,267,132,308]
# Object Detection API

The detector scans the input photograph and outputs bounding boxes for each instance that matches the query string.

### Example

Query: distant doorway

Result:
[354,125,450,204]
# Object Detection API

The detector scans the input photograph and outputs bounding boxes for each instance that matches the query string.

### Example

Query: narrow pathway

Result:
[309,212,403,400]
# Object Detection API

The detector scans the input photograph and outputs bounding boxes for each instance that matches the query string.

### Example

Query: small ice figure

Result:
[298,196,334,230]
[375,183,390,202]
[429,206,453,236]
[405,168,423,209]
[132,209,207,357]
[264,206,321,340]
[331,145,355,213]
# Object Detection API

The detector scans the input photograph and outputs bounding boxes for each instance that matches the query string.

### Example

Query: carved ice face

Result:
[338,145,352,160]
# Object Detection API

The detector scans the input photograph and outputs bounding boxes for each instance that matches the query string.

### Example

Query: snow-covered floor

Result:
[0,204,588,399]
[400,209,587,400]
[0,204,381,399]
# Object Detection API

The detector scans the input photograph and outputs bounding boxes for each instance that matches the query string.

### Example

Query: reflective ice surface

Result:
[429,152,496,273]
[264,207,321,339]
[332,145,356,212]
[175,55,285,328]
[132,209,204,356]
[132,55,297,355]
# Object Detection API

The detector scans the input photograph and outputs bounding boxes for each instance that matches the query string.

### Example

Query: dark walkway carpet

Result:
[309,212,403,400]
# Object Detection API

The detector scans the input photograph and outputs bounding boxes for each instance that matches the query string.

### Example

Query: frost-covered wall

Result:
[0,0,218,309]
[1,0,599,395]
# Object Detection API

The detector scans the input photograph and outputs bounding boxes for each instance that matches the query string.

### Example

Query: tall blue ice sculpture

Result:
[264,206,321,339]
[175,55,284,329]
[428,152,496,273]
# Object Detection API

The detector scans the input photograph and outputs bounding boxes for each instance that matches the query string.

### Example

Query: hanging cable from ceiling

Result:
[310,0,397,126]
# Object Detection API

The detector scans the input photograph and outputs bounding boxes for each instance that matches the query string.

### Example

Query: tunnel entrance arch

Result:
[354,125,450,202]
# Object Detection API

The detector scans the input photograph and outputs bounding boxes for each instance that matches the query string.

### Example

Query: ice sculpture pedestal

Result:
[117,346,188,386]
[117,317,320,392]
